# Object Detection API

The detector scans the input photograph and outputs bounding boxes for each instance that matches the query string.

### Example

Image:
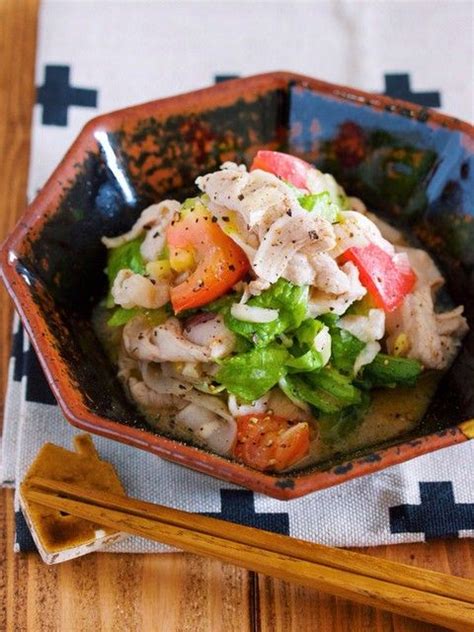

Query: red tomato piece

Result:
[340,243,416,312]
[250,150,314,190]
[234,413,310,472]
[166,204,249,313]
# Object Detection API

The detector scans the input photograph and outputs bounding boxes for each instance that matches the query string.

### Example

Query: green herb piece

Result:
[283,375,342,414]
[361,354,422,388]
[305,367,362,406]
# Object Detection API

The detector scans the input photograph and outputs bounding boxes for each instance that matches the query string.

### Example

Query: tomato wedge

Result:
[250,150,314,190]
[340,243,416,312]
[166,203,249,313]
[234,413,310,472]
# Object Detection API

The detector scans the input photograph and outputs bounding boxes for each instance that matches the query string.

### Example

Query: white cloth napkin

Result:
[1,0,473,552]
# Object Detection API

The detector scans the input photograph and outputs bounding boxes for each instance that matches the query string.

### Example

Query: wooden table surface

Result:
[0,2,472,631]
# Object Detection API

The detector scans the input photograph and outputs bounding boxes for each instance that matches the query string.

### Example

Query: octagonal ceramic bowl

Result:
[1,72,473,499]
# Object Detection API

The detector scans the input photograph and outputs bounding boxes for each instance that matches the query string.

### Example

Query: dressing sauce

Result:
[308,371,440,466]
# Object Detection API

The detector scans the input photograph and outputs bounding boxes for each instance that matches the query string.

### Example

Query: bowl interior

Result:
[11,76,474,473]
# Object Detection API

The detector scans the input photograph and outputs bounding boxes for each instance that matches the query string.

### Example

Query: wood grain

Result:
[0,1,472,631]
[0,0,38,423]
[258,540,474,632]
[21,480,474,629]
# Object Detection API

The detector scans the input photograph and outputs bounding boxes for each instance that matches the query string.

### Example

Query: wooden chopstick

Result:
[23,477,474,631]
[24,476,474,604]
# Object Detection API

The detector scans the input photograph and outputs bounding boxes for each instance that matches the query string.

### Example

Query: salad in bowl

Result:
[95,151,468,473]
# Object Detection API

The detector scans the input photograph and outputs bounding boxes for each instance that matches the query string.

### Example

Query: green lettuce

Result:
[285,318,326,373]
[298,191,340,223]
[306,367,362,405]
[285,350,323,373]
[330,327,365,376]
[215,345,289,402]
[317,391,371,444]
[107,307,142,327]
[283,375,342,414]
[106,237,145,286]
[318,314,366,376]
[105,237,146,308]
[107,306,170,327]
[285,367,362,414]
[224,279,309,347]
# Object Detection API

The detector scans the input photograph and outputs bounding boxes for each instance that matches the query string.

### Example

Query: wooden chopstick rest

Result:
[19,434,127,564]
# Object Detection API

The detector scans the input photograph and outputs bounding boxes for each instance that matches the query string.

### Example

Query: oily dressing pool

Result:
[300,371,440,468]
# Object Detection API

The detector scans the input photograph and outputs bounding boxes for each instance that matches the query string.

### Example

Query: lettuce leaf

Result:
[106,237,145,287]
[107,307,142,327]
[317,315,365,376]
[105,237,146,307]
[285,318,326,373]
[305,367,362,405]
[285,350,322,373]
[283,375,342,414]
[298,191,340,223]
[107,305,170,327]
[317,391,371,444]
[224,279,309,347]
[215,345,289,402]
[294,318,323,346]
[285,367,362,414]
[330,327,365,376]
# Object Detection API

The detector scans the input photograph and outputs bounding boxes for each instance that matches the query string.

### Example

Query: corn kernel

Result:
[393,333,410,357]
[145,260,172,281]
[220,210,239,235]
[169,247,195,272]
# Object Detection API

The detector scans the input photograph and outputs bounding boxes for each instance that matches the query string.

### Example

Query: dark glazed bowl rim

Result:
[1,71,473,499]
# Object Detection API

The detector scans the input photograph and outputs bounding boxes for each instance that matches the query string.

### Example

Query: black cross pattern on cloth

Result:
[36,65,98,126]
[202,489,290,535]
[214,74,240,84]
[383,73,441,108]
[11,321,24,383]
[24,345,58,406]
[11,323,57,406]
[389,482,474,540]
[15,510,38,552]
